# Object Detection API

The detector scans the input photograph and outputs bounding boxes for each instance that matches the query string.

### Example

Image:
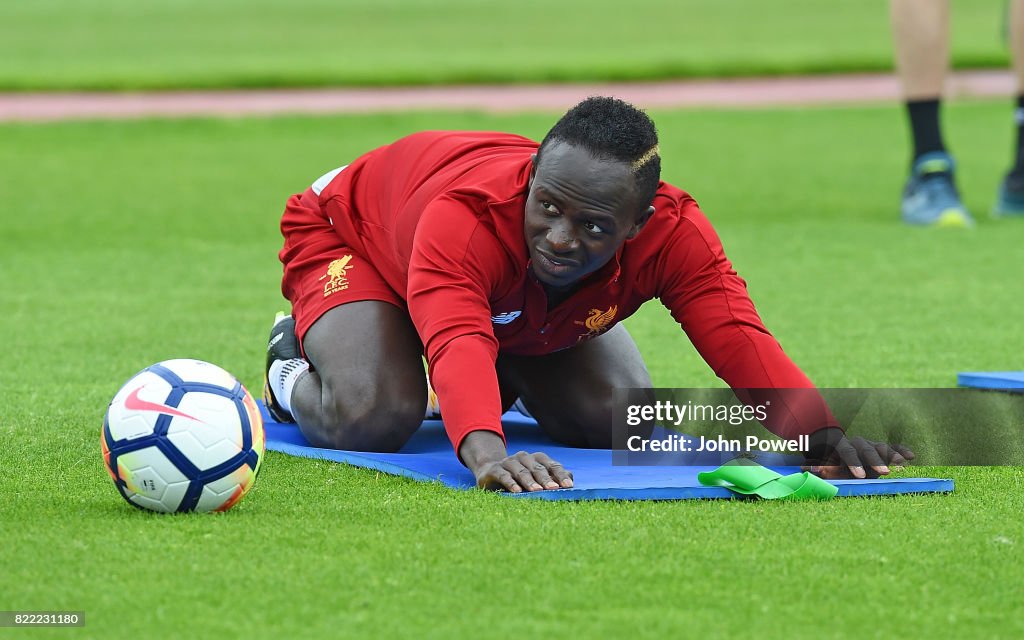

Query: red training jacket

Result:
[311,130,835,453]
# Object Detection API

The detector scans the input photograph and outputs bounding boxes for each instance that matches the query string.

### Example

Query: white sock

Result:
[425,380,441,418]
[269,358,309,414]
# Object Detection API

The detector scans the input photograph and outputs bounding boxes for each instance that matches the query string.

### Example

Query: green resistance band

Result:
[697,459,838,500]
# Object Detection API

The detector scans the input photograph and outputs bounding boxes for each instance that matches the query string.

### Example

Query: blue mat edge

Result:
[260,401,954,501]
[268,441,444,485]
[265,440,955,501]
[506,478,955,500]
[957,371,1024,391]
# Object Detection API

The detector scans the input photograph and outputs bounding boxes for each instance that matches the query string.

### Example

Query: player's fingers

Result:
[834,438,867,479]
[506,454,544,492]
[894,444,916,461]
[480,467,522,493]
[514,451,559,490]
[532,452,574,488]
[874,442,907,467]
[852,438,889,475]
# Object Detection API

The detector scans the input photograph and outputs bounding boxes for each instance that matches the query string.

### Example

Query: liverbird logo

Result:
[574,305,618,342]
[319,255,354,297]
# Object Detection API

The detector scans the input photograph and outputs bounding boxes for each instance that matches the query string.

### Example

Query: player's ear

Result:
[626,206,655,239]
[529,153,538,187]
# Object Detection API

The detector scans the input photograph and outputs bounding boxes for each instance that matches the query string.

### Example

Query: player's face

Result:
[525,142,652,291]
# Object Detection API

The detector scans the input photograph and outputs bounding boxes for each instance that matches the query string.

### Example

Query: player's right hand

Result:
[474,451,574,493]
[460,430,573,492]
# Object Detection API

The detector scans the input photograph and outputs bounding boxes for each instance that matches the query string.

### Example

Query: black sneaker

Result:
[263,313,300,423]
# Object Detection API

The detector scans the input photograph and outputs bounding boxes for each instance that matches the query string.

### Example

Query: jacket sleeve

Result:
[655,206,839,439]
[406,200,508,457]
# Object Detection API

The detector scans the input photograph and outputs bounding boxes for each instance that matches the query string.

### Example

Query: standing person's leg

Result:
[890,0,973,227]
[995,0,1024,216]
[496,324,654,448]
[891,0,949,103]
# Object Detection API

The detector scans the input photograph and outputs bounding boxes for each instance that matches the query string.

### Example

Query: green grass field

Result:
[0,0,1015,91]
[2,103,1023,638]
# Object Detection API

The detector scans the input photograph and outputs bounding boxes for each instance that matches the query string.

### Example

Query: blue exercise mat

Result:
[260,403,953,501]
[957,371,1024,392]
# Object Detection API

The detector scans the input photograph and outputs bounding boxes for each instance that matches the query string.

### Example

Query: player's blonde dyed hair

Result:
[631,144,660,172]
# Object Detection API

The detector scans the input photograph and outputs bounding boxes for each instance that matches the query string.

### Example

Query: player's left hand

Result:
[802,427,915,479]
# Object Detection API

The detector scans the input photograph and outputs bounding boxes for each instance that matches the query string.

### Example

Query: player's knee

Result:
[316,386,423,452]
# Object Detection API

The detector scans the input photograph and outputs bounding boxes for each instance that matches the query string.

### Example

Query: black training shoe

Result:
[263,312,300,423]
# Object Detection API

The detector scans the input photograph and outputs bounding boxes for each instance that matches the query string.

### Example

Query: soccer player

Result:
[264,97,912,493]
[892,0,1024,225]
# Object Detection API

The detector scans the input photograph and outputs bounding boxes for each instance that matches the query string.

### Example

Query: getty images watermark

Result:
[612,387,1024,466]
[624,399,810,454]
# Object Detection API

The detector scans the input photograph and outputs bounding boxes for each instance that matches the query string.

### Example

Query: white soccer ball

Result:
[102,359,265,513]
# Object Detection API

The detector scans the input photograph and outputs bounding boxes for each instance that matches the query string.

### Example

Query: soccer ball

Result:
[102,359,265,513]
